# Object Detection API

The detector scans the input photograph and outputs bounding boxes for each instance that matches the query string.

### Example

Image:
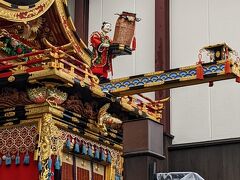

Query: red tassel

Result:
[236,77,240,83]
[132,36,136,51]
[196,63,204,80]
[209,81,214,87]
[224,59,231,74]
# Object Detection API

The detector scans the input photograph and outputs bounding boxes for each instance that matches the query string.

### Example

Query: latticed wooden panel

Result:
[93,173,104,180]
[0,125,37,155]
[77,167,89,180]
[61,162,73,180]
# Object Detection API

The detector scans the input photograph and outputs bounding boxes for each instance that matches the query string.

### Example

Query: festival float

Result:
[0,1,240,180]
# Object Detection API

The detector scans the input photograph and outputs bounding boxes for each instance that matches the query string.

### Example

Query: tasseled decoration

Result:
[115,174,121,180]
[94,147,100,159]
[224,59,231,74]
[82,142,87,155]
[48,157,52,169]
[15,152,20,165]
[100,149,106,161]
[236,77,240,83]
[209,81,214,87]
[55,156,61,170]
[196,63,204,80]
[38,160,42,172]
[74,139,80,153]
[23,152,30,165]
[132,36,136,51]
[5,155,11,166]
[88,145,93,157]
[66,138,71,150]
[224,47,231,74]
[196,53,204,80]
[107,151,112,163]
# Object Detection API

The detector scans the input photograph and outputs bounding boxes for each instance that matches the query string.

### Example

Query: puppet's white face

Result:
[102,23,112,33]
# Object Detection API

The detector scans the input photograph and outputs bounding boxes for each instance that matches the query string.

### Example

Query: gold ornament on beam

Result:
[39,113,63,180]
[97,103,122,136]
[17,17,43,41]
[27,86,68,106]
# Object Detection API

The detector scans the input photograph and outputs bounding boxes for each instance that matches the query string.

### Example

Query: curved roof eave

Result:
[0,0,92,66]
[0,0,55,22]
[54,0,92,66]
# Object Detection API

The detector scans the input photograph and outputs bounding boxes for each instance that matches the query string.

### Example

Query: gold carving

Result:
[179,76,196,81]
[3,122,14,126]
[8,76,15,82]
[111,87,130,93]
[26,105,50,115]
[39,113,63,180]
[3,107,15,112]
[216,51,221,58]
[119,44,125,50]
[120,95,169,122]
[110,77,129,83]
[232,61,240,77]
[4,111,15,117]
[179,65,197,70]
[97,103,122,136]
[27,86,67,105]
[90,86,105,97]
[0,0,55,22]
[71,117,80,123]
[39,113,52,180]
[0,88,32,108]
[144,81,164,87]
[144,71,164,76]
[216,60,226,64]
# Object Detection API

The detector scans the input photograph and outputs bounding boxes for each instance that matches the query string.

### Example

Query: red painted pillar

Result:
[155,0,170,134]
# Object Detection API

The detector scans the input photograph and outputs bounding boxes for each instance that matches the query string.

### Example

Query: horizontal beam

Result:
[100,60,240,96]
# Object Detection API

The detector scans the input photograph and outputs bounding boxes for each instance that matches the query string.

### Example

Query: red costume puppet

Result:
[90,22,113,81]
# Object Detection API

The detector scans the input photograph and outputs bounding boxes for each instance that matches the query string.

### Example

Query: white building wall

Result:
[170,0,240,144]
[88,0,155,98]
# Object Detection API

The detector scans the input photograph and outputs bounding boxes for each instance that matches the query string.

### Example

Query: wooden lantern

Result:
[109,12,140,56]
